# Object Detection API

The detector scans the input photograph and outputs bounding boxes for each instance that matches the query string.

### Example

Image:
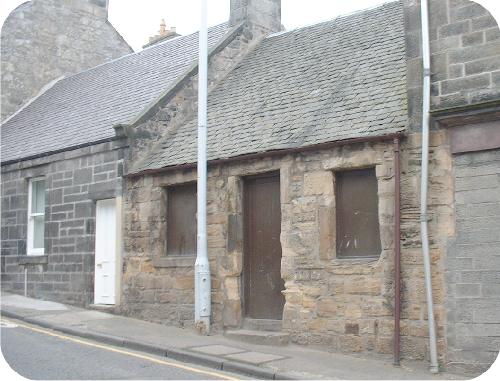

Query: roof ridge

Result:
[268,0,400,39]
[58,22,228,84]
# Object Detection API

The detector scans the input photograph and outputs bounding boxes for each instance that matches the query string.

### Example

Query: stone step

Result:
[88,304,115,313]
[243,318,283,332]
[224,329,289,346]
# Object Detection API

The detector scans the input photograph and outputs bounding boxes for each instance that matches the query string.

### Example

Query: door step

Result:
[243,318,282,332]
[88,304,115,313]
[224,329,289,346]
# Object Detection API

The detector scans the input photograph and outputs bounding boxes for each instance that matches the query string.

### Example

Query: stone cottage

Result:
[1,0,132,121]
[1,0,499,376]
[120,0,500,375]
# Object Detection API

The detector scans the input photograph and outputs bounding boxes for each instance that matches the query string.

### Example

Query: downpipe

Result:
[195,0,211,335]
[393,137,401,366]
[420,0,439,373]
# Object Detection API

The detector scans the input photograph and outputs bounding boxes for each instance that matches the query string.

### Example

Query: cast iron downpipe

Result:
[420,0,439,373]
[195,0,211,335]
[393,137,401,366]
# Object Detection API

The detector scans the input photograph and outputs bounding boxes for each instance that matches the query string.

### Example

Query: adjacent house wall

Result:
[446,147,500,375]
[404,0,500,374]
[404,0,500,130]
[1,0,132,120]
[1,140,126,305]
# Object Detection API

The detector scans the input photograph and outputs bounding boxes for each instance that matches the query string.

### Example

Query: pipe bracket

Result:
[420,214,431,222]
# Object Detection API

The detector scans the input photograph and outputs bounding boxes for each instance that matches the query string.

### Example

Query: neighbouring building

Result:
[1,0,132,121]
[143,19,180,49]
[0,7,230,305]
[1,0,499,376]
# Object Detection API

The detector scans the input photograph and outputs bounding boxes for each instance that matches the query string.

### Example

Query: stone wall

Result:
[403,0,500,373]
[1,140,126,305]
[229,0,282,31]
[121,132,454,360]
[446,147,500,374]
[404,0,500,129]
[1,0,132,120]
[128,24,273,166]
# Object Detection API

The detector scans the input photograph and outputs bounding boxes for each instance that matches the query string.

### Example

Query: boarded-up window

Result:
[167,183,197,256]
[336,168,381,258]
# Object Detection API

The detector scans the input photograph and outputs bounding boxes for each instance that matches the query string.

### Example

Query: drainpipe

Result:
[420,0,439,373]
[195,0,211,335]
[393,137,401,366]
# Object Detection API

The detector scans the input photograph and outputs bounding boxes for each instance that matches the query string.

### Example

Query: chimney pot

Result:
[144,19,180,49]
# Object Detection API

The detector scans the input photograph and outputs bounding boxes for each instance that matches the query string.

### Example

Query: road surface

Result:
[0,319,243,380]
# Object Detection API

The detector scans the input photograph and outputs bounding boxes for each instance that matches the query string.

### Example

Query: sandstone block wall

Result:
[1,140,126,305]
[1,0,132,120]
[128,24,269,165]
[121,132,453,360]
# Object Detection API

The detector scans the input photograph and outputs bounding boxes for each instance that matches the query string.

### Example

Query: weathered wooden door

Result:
[243,172,285,320]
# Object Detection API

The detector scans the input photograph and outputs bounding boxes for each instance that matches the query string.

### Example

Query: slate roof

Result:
[1,23,229,164]
[133,1,407,174]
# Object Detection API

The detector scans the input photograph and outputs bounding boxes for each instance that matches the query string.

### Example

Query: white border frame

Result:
[27,177,45,256]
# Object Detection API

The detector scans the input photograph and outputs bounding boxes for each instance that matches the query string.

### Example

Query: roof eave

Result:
[125,131,406,178]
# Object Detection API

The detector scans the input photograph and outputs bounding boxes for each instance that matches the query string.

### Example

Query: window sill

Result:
[152,256,196,268]
[328,256,380,264]
[18,255,48,265]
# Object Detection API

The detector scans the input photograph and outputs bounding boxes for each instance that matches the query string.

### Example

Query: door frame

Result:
[242,170,283,319]
[93,197,122,305]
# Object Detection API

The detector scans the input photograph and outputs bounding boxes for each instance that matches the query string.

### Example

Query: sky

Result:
[1,0,499,51]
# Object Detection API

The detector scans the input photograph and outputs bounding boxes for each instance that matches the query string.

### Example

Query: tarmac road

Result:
[0,319,244,380]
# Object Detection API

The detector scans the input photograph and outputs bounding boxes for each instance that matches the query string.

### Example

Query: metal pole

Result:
[420,0,439,373]
[24,267,28,297]
[195,0,211,335]
[393,137,401,366]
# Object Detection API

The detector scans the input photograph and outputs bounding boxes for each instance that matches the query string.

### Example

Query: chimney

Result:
[229,0,281,33]
[143,19,180,49]
[70,0,109,18]
[88,0,109,18]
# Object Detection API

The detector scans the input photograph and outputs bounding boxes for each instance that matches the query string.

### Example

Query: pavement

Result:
[1,292,465,380]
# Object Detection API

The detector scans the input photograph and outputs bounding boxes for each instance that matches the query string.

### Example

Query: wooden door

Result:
[94,198,117,305]
[243,172,284,320]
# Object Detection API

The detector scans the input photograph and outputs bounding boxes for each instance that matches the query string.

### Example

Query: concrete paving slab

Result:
[225,351,285,364]
[190,344,246,356]
[31,310,114,327]
[1,294,68,311]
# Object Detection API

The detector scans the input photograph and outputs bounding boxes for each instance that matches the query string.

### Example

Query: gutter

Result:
[124,132,405,178]
[1,136,127,168]
[419,0,439,373]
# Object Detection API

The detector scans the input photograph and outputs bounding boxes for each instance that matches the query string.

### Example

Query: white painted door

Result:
[94,199,117,305]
